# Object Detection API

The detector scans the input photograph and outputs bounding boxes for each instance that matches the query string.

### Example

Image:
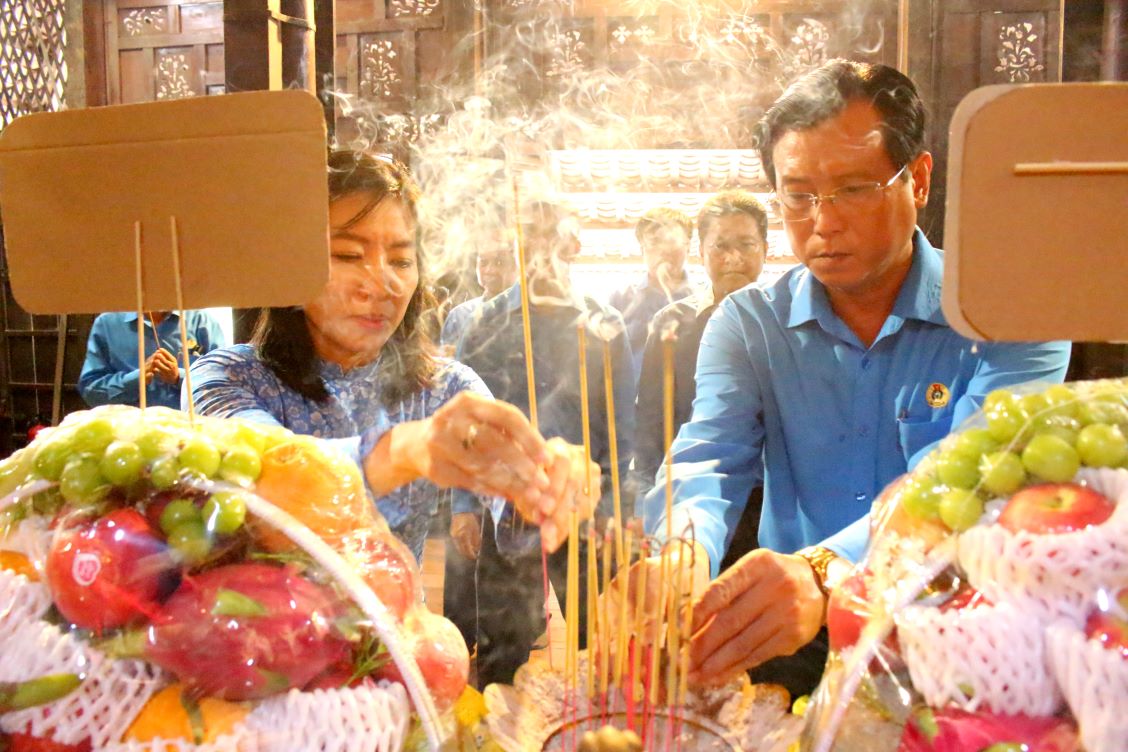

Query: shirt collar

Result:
[123,311,180,325]
[318,354,381,382]
[787,228,945,329]
[502,282,584,314]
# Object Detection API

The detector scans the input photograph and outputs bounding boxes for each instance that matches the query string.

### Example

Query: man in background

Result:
[459,199,635,687]
[80,310,225,409]
[440,238,518,350]
[609,208,695,387]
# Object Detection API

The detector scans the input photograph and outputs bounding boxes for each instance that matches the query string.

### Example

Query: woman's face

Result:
[305,193,419,369]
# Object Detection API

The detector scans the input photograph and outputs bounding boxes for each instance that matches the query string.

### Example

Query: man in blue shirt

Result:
[635,60,1070,693]
[459,200,635,686]
[608,208,696,388]
[440,236,518,352]
[80,310,226,409]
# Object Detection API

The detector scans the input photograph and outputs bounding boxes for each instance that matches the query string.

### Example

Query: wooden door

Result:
[103,0,226,103]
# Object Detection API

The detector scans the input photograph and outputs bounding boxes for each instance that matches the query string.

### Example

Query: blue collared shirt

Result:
[458,284,636,549]
[644,231,1071,576]
[79,311,226,410]
[189,344,491,561]
[440,296,485,348]
[609,277,695,387]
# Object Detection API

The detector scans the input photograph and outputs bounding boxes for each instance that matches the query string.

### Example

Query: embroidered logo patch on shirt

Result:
[926,382,950,408]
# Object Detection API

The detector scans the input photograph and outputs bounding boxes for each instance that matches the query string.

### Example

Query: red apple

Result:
[827,571,871,652]
[377,608,469,711]
[997,483,1115,535]
[337,530,420,622]
[1084,587,1128,659]
[46,508,174,631]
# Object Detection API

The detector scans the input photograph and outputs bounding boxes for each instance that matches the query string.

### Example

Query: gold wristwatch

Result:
[795,545,839,600]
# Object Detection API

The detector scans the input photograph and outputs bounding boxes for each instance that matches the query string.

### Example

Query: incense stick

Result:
[586,522,598,701]
[133,222,147,412]
[169,216,194,423]
[599,522,612,704]
[601,339,625,564]
[511,176,538,430]
[147,313,161,352]
[614,524,634,691]
[662,334,676,543]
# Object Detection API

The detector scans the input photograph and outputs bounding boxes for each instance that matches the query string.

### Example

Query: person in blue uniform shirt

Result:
[459,198,635,687]
[621,59,1071,696]
[79,310,226,410]
[440,235,518,351]
[608,207,696,388]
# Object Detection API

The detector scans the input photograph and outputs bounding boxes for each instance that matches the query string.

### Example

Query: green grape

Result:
[99,440,144,487]
[1076,423,1128,468]
[935,450,980,489]
[1078,399,1128,429]
[1042,384,1080,418]
[1020,392,1052,419]
[203,491,247,535]
[149,456,181,491]
[33,438,72,481]
[159,498,201,535]
[982,389,1018,413]
[939,488,985,532]
[1031,413,1081,445]
[135,430,173,461]
[232,424,270,455]
[900,477,946,521]
[979,451,1026,496]
[952,428,998,461]
[178,437,222,478]
[985,399,1031,445]
[1021,433,1081,482]
[167,520,211,563]
[218,445,262,485]
[72,417,116,455]
[59,456,109,505]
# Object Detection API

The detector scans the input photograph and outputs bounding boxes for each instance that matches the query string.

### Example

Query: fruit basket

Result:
[804,377,1128,752]
[0,405,469,751]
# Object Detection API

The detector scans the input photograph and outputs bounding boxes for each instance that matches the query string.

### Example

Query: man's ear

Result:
[910,152,933,209]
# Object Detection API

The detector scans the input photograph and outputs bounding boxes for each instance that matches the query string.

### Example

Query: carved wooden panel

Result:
[1,0,68,129]
[910,0,1063,243]
[105,0,224,104]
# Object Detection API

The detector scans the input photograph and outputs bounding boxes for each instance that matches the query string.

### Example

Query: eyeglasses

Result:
[774,164,909,222]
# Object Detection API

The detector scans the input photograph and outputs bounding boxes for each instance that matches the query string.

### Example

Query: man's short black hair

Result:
[754,59,926,189]
[697,190,769,247]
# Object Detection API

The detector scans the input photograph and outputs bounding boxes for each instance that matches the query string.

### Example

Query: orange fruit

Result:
[123,684,248,747]
[0,550,38,581]
[249,438,379,552]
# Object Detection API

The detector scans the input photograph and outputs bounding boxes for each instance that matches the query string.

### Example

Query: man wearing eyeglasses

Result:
[635,60,1071,695]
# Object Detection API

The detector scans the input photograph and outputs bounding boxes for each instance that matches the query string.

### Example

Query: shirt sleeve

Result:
[644,300,765,578]
[79,316,142,407]
[819,515,870,563]
[907,339,1073,469]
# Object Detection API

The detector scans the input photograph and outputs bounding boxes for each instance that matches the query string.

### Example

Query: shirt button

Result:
[860,357,870,369]
[838,433,846,443]
[855,491,868,502]
[858,426,870,437]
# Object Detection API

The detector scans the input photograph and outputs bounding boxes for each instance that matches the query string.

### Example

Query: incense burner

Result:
[484,653,802,752]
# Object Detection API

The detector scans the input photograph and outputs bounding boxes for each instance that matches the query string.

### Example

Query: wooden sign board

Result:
[0,90,329,314]
[943,82,1128,342]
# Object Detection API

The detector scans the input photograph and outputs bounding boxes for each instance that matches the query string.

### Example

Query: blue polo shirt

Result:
[644,230,1071,576]
[79,311,226,409]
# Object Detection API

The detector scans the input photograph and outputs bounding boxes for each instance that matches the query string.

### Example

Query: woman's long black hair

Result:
[251,149,439,406]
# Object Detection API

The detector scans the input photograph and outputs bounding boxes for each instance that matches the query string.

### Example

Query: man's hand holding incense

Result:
[687,549,826,685]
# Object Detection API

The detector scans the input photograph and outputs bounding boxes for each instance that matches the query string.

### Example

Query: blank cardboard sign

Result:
[0,90,329,314]
[943,82,1128,342]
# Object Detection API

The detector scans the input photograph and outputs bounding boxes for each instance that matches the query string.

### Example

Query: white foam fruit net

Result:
[243,681,411,752]
[1046,622,1128,752]
[0,620,166,747]
[895,600,1062,716]
[959,467,1128,626]
[0,567,51,627]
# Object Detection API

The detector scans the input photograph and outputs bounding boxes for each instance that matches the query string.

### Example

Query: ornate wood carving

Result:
[1,0,68,128]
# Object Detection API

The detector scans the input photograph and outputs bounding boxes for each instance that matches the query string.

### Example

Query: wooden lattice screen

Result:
[0,0,68,129]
